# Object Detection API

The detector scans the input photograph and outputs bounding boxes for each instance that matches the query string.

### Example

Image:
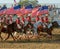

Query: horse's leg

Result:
[10,32,16,41]
[46,29,52,39]
[32,28,40,40]
[23,29,26,34]
[0,32,3,40]
[37,28,41,35]
[4,33,10,41]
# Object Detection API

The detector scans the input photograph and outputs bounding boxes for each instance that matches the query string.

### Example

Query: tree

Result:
[19,0,38,7]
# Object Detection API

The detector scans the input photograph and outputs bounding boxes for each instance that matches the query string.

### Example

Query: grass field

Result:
[0,28,60,49]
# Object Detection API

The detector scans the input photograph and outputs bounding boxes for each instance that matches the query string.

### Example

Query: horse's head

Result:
[52,21,59,28]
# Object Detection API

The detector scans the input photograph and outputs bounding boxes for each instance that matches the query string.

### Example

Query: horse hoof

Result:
[2,39,7,41]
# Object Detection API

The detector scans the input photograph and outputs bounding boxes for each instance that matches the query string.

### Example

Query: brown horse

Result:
[37,21,59,38]
[37,24,53,38]
[0,22,4,40]
[0,22,19,41]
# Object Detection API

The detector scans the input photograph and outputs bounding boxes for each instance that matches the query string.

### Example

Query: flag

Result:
[25,4,33,14]
[17,13,23,17]
[0,10,3,15]
[14,5,21,10]
[25,4,33,9]
[0,6,7,11]
[37,6,49,15]
[5,8,16,14]
[20,6,25,15]
[43,6,49,14]
[31,8,39,17]
[0,5,7,15]
[14,5,21,14]
[38,7,44,15]
[16,6,25,16]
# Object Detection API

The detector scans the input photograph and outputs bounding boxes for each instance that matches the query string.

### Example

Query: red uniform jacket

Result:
[44,16,49,23]
[16,19,20,24]
[27,16,31,22]
[36,16,39,22]
[22,17,25,22]
[41,17,44,23]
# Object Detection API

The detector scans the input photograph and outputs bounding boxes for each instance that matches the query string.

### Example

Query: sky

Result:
[0,0,60,7]
[38,0,60,4]
[0,0,19,3]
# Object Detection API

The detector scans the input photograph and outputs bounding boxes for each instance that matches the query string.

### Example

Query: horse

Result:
[33,21,53,38]
[35,21,59,38]
[0,21,19,41]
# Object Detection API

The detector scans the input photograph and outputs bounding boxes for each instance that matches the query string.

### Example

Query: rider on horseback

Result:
[16,17,21,29]
[41,14,49,28]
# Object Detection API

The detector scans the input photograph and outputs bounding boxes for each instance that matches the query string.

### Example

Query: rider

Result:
[44,14,49,23]
[16,17,21,29]
[21,16,25,25]
[16,17,20,24]
[24,14,31,26]
[44,14,49,28]
[44,14,53,28]
[33,20,42,35]
[40,16,46,28]
[5,15,10,25]
[26,14,31,23]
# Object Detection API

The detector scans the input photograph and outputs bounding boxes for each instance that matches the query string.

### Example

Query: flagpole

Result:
[14,0,17,6]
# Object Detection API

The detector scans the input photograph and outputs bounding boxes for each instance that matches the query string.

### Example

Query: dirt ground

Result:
[0,28,60,49]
